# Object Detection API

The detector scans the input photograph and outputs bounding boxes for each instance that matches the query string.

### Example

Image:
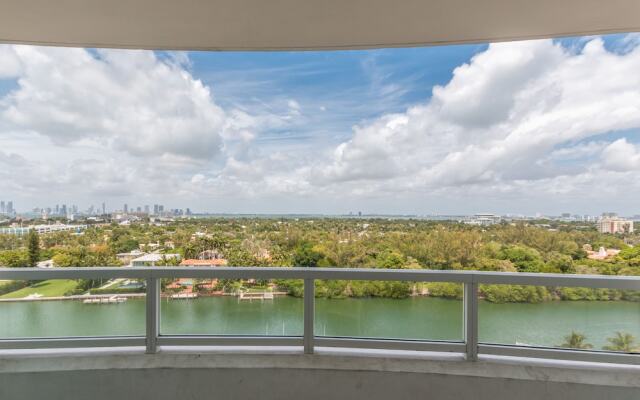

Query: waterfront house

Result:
[131,253,181,267]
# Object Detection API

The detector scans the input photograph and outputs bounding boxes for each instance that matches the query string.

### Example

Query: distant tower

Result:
[124,204,128,213]
[0,201,5,213]
[102,202,106,215]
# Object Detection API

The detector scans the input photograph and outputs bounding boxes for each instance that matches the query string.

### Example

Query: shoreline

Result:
[0,291,293,303]
[0,292,638,304]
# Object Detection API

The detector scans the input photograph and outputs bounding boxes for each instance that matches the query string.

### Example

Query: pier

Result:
[238,291,274,302]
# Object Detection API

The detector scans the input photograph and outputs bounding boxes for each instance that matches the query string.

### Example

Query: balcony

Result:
[0,267,638,399]
[2,1,640,399]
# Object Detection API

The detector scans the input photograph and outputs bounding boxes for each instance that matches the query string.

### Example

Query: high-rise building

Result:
[153,204,159,215]
[102,202,106,215]
[144,205,150,214]
[7,201,13,214]
[124,204,128,213]
[597,217,634,234]
[158,205,164,213]
[61,204,67,216]
[0,201,5,213]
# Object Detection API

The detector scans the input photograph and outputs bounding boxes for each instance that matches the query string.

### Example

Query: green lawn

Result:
[0,280,80,299]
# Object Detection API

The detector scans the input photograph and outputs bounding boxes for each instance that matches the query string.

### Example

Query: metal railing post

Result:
[464,281,478,361]
[303,278,315,354]
[146,276,160,354]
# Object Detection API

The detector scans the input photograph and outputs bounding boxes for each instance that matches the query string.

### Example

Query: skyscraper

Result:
[7,201,13,214]
[0,201,5,213]
[124,204,128,213]
[102,202,106,215]
[144,205,150,214]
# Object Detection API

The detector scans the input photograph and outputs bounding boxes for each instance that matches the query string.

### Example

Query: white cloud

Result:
[601,138,640,171]
[0,46,21,78]
[313,38,640,199]
[1,37,640,214]
[1,46,250,160]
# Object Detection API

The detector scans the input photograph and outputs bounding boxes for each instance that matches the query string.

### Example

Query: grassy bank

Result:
[0,279,79,299]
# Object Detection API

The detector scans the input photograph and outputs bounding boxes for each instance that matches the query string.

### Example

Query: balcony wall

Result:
[1,348,638,400]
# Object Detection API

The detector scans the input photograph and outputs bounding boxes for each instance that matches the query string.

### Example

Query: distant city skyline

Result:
[0,198,638,219]
[1,33,639,215]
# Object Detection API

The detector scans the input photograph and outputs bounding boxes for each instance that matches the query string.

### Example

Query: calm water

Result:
[1,297,638,349]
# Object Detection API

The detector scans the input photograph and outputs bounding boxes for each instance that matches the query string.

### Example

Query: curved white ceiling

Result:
[2,0,640,50]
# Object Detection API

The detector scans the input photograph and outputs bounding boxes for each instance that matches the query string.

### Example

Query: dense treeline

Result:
[0,218,638,302]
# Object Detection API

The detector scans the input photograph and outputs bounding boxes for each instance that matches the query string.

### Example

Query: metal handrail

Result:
[0,267,638,364]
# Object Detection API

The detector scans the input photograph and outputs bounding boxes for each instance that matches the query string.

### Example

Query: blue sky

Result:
[0,33,639,215]
[185,34,630,146]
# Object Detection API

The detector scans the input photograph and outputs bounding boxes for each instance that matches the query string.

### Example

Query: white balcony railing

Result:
[0,267,638,365]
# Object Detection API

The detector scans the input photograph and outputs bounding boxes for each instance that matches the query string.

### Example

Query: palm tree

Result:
[559,331,592,350]
[603,332,637,352]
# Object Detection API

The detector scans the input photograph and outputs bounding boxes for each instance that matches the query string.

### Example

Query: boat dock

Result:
[83,295,127,304]
[169,293,198,300]
[238,291,274,302]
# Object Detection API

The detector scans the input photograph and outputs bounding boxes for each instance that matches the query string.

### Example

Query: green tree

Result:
[0,250,29,267]
[498,245,545,272]
[27,230,40,267]
[603,332,638,352]
[292,242,322,267]
[559,331,592,349]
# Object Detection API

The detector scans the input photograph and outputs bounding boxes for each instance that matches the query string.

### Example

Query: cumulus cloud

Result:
[601,138,640,171]
[0,46,21,78]
[314,38,640,198]
[1,36,640,213]
[1,46,249,160]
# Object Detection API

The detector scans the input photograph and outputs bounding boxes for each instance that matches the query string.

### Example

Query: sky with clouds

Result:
[0,33,639,216]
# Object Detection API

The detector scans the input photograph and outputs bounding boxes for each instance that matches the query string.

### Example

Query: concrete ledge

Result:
[1,347,639,388]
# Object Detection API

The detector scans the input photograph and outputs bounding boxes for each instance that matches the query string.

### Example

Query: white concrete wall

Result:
[1,348,638,400]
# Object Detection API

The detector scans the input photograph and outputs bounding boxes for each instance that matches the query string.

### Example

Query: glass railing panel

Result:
[478,284,640,353]
[160,277,303,336]
[314,280,463,341]
[0,278,146,338]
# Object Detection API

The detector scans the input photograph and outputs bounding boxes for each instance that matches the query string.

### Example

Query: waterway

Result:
[0,297,638,350]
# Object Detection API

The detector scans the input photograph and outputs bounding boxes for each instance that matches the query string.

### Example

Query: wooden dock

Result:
[238,291,274,302]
